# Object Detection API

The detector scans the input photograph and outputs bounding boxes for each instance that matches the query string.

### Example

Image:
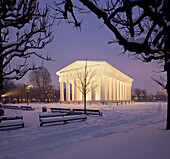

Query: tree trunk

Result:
[166,64,170,130]
[0,79,3,90]
[164,24,170,130]
[84,93,86,114]
[0,68,3,90]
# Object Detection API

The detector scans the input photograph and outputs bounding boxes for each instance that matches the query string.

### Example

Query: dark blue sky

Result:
[18,0,166,94]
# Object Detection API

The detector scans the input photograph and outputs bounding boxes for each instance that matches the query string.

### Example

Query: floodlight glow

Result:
[1,90,19,97]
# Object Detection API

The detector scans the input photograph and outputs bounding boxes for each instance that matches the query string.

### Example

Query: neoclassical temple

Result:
[56,60,133,102]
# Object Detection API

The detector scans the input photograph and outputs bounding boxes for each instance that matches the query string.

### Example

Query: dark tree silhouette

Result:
[0,0,53,90]
[29,66,53,102]
[52,0,170,130]
[133,88,147,101]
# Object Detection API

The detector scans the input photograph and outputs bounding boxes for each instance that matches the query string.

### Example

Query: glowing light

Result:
[27,84,32,88]
[25,82,32,91]
[1,90,19,97]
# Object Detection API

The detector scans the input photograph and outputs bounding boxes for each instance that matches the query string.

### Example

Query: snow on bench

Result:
[20,106,35,111]
[39,113,68,119]
[72,109,103,116]
[2,105,35,111]
[51,108,72,114]
[0,116,24,129]
[39,113,87,126]
[2,105,20,110]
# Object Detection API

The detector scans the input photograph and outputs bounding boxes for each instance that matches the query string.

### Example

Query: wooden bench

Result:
[3,105,20,110]
[72,109,103,116]
[0,109,4,116]
[39,113,87,126]
[0,116,24,129]
[51,108,72,114]
[20,106,35,111]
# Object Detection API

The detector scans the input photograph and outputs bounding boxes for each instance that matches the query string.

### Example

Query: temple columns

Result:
[109,77,113,101]
[60,81,64,101]
[66,81,70,101]
[59,78,132,102]
[113,79,116,101]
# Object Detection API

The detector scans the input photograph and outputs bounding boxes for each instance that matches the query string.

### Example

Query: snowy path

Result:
[0,102,170,159]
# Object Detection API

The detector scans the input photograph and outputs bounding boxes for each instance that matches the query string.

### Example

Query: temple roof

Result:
[56,60,133,81]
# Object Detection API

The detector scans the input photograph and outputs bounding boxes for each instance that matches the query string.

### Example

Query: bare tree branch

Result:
[0,0,53,89]
[75,60,98,112]
[51,0,170,129]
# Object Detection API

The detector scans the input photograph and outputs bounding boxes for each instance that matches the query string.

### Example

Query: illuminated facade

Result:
[56,60,133,102]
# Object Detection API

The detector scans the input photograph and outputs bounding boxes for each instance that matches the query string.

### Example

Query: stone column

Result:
[120,81,122,101]
[123,82,125,100]
[71,80,75,101]
[127,84,131,100]
[125,83,128,100]
[60,81,64,101]
[105,76,109,100]
[109,77,113,101]
[95,76,101,101]
[117,80,120,101]
[76,79,82,101]
[126,84,129,100]
[124,83,127,100]
[101,75,105,101]
[129,84,132,100]
[66,81,70,101]
[113,79,116,101]
[74,80,77,101]
[91,80,95,101]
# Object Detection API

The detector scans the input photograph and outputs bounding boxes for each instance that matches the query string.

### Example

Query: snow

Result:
[127,37,145,44]
[0,102,170,159]
[167,21,170,27]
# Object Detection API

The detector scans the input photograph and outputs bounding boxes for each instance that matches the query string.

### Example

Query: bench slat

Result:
[20,106,35,111]
[0,116,23,121]
[72,109,103,116]
[51,108,71,113]
[39,115,87,126]
[0,121,24,128]
[0,116,24,129]
[39,113,67,118]
[3,105,20,110]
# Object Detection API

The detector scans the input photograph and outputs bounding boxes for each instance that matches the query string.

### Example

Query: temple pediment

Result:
[56,60,103,74]
[56,60,133,81]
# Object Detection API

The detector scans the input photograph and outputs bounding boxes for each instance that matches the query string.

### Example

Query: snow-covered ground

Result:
[0,102,170,159]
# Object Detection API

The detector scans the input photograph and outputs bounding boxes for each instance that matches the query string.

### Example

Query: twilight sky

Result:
[17,0,166,94]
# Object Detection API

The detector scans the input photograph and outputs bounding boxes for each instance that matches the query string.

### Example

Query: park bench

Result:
[0,116,24,129]
[51,108,72,114]
[72,109,103,116]
[3,105,20,110]
[0,108,4,116]
[20,106,35,111]
[39,113,87,126]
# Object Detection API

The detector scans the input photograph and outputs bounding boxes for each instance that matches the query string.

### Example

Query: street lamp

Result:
[25,82,32,106]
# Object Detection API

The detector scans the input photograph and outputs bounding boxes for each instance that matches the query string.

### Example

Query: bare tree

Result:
[133,88,147,101]
[0,0,53,90]
[134,88,142,101]
[75,60,98,113]
[29,66,53,102]
[52,0,170,130]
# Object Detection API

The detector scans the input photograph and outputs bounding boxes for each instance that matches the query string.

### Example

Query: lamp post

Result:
[25,82,31,106]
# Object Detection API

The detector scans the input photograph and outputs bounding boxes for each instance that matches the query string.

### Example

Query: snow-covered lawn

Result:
[0,102,170,159]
